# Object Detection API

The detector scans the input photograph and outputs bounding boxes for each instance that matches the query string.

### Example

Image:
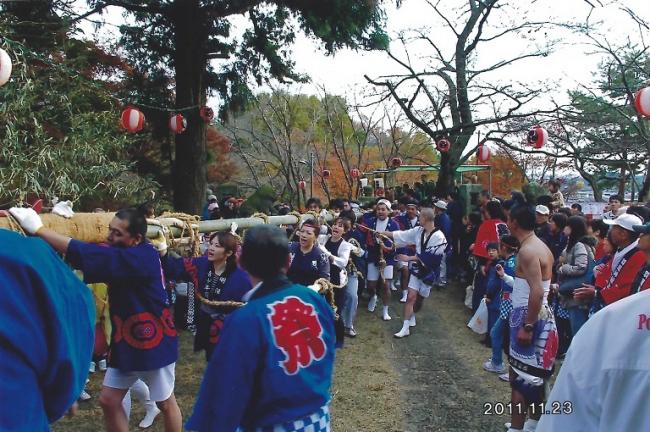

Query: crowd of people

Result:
[2,181,649,431]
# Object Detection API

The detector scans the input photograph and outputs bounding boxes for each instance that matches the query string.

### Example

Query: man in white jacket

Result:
[380,207,447,338]
[537,287,650,431]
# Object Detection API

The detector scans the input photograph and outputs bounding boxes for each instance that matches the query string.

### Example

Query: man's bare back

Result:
[516,234,554,281]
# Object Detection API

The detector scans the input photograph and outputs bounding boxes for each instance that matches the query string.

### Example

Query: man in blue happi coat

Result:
[0,229,95,431]
[186,225,336,432]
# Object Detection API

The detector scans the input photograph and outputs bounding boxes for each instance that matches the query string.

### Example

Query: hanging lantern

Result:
[120,107,145,133]
[350,168,360,178]
[477,144,490,163]
[527,125,548,149]
[0,48,12,87]
[436,138,451,153]
[169,114,187,134]
[298,180,306,190]
[199,106,214,123]
[322,169,331,179]
[634,85,650,118]
[391,157,402,168]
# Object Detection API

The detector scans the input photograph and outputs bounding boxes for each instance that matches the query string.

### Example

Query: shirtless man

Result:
[505,206,558,432]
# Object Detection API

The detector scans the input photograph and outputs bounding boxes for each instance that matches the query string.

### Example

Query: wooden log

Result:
[0,212,116,243]
[1,212,334,243]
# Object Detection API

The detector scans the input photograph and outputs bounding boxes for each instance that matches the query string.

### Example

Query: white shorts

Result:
[408,275,432,298]
[395,260,409,270]
[103,363,176,401]
[367,263,393,281]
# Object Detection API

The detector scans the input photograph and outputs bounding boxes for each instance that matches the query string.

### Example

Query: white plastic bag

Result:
[467,298,488,334]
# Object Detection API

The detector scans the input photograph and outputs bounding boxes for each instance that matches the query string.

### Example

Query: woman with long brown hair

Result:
[161,232,251,361]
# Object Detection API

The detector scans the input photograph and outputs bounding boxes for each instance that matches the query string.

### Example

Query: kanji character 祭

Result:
[268,296,327,375]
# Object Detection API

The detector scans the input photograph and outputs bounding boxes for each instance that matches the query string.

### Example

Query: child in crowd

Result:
[483,236,519,379]
[484,242,502,344]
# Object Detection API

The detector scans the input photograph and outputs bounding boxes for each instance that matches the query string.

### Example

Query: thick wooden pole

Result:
[1,213,334,243]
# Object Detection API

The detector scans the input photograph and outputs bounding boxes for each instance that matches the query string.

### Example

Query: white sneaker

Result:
[499,373,510,382]
[483,360,507,374]
[367,295,377,312]
[409,315,416,327]
[79,390,91,401]
[394,327,410,338]
[399,291,408,303]
[88,361,96,373]
[98,359,107,371]
[139,406,161,428]
[390,281,398,291]
[382,311,392,321]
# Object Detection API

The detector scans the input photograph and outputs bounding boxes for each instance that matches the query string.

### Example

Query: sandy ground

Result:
[53,282,518,431]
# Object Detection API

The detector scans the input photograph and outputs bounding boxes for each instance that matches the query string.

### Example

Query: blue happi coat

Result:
[186,275,336,432]
[66,240,177,371]
[0,230,94,431]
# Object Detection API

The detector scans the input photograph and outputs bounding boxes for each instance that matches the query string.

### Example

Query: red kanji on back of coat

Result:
[267,296,326,375]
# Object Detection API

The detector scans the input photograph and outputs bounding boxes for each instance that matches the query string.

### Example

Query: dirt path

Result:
[332,283,512,432]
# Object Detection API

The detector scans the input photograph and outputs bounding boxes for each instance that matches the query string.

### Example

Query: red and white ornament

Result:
[298,180,306,190]
[436,138,451,153]
[527,125,548,149]
[391,157,402,168]
[476,144,490,163]
[120,107,145,133]
[322,169,331,179]
[169,114,187,134]
[199,106,215,123]
[0,48,12,87]
[350,168,360,178]
[634,85,650,118]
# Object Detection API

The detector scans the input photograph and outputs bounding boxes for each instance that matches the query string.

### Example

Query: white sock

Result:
[122,390,132,421]
[409,314,416,326]
[402,320,410,332]
[383,306,389,315]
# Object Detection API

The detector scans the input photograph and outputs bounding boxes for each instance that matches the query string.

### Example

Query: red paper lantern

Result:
[477,144,490,163]
[634,85,650,118]
[527,125,548,149]
[169,114,187,134]
[200,106,215,123]
[436,138,451,153]
[351,168,360,178]
[0,48,12,87]
[375,187,385,197]
[391,157,402,168]
[322,169,331,179]
[298,180,306,190]
[121,107,145,133]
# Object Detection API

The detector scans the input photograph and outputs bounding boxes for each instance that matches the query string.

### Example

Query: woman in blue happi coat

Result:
[161,231,251,361]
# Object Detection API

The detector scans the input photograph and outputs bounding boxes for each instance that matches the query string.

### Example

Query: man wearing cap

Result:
[574,214,646,309]
[361,199,399,321]
[393,199,420,303]
[433,200,452,286]
[534,205,551,239]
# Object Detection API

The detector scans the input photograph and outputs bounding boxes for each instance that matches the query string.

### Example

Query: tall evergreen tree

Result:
[83,0,389,213]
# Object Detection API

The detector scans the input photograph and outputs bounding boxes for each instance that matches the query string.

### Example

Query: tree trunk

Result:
[618,165,626,199]
[435,151,458,196]
[172,1,207,214]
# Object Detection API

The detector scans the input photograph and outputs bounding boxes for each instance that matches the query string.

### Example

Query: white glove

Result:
[8,207,44,234]
[318,243,332,257]
[52,200,74,218]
